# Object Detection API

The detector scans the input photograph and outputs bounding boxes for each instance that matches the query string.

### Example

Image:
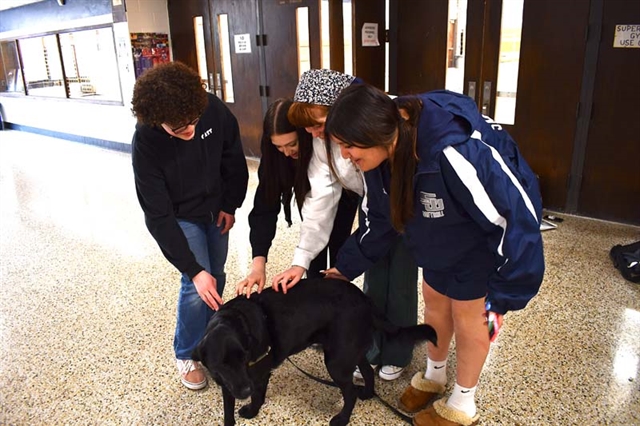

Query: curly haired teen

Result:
[131,62,249,390]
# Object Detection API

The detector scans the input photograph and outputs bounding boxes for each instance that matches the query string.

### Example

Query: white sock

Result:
[424,357,447,385]
[446,383,477,418]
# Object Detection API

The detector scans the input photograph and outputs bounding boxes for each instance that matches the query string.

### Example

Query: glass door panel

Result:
[343,0,353,75]
[461,0,523,124]
[296,7,311,77]
[193,16,209,91]
[217,13,235,103]
[445,0,468,95]
[494,0,524,124]
[321,0,330,68]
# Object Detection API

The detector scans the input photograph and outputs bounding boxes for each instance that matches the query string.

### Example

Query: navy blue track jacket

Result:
[335,90,545,315]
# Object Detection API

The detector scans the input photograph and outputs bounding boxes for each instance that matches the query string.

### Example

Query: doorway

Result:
[463,0,591,212]
[393,0,600,218]
[576,0,640,223]
[206,0,322,157]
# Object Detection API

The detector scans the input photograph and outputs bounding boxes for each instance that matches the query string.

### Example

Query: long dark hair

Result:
[260,98,313,209]
[324,84,422,232]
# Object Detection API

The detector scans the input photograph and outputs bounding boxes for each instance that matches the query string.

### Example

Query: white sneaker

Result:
[353,364,378,380]
[378,365,405,381]
[176,359,207,390]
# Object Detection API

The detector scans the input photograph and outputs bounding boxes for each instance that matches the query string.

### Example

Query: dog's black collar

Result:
[248,346,271,367]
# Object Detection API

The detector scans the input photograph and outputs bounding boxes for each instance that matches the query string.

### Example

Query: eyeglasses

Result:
[170,117,200,134]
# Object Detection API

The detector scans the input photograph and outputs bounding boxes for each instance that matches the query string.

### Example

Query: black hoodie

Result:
[132,94,249,279]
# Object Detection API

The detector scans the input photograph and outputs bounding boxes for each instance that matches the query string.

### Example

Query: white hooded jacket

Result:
[291,137,364,269]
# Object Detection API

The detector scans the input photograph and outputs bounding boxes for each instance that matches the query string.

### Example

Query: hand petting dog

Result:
[236,256,267,298]
[321,267,348,281]
[237,264,350,299]
[270,265,306,293]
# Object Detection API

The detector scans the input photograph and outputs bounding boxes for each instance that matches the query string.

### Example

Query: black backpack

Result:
[610,241,640,283]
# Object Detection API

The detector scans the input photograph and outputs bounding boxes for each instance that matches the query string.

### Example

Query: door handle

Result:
[468,81,476,102]
[482,81,492,115]
[214,72,223,99]
[208,73,214,94]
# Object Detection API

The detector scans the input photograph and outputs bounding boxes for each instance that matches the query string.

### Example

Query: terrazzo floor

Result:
[1,130,639,426]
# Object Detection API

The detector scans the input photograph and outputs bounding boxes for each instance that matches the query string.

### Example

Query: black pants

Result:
[307,189,359,278]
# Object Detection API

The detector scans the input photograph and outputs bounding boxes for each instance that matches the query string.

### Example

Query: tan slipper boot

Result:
[398,372,445,413]
[413,398,480,426]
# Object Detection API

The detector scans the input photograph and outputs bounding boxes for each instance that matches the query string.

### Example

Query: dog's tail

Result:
[372,308,438,347]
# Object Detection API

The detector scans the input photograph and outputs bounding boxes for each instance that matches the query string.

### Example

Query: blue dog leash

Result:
[286,357,414,425]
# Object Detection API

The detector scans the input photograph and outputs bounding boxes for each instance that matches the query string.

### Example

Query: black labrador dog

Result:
[193,277,437,426]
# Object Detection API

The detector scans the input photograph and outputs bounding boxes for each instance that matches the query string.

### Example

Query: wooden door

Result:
[209,0,263,157]
[393,0,589,210]
[393,0,448,94]
[261,0,321,103]
[509,0,590,211]
[578,0,640,224]
[207,0,322,157]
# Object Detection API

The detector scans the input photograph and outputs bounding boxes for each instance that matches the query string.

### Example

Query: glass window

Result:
[1,25,123,103]
[59,27,122,102]
[0,40,25,93]
[19,35,66,98]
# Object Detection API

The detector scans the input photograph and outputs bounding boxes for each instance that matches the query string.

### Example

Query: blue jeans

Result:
[174,219,228,359]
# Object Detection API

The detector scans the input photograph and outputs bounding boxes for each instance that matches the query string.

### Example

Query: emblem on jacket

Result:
[201,128,213,139]
[420,192,444,218]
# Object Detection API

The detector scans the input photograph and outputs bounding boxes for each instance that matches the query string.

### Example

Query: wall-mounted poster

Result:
[130,32,171,78]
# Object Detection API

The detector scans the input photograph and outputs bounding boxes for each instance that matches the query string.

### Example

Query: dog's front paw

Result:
[356,384,374,400]
[329,414,349,426]
[239,403,260,419]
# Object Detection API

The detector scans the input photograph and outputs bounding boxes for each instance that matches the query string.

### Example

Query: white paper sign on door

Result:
[362,23,380,47]
[614,24,640,48]
[234,34,252,53]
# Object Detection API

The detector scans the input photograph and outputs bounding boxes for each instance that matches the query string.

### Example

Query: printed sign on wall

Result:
[614,25,640,48]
